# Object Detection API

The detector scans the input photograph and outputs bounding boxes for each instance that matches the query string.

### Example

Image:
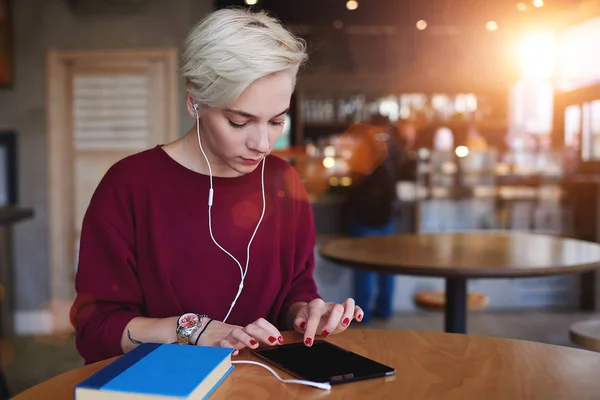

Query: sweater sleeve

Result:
[70,168,143,364]
[279,171,321,325]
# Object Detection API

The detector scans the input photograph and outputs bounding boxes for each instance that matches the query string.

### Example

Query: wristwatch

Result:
[176,313,207,345]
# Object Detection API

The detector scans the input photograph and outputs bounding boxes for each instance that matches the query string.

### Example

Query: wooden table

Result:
[320,231,600,333]
[13,329,600,399]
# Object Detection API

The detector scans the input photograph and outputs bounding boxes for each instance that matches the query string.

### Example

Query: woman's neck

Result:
[182,126,242,178]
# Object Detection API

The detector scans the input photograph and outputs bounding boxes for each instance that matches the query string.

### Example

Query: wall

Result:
[0,0,212,329]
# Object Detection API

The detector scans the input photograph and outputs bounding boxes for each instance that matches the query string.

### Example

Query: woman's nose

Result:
[248,125,270,153]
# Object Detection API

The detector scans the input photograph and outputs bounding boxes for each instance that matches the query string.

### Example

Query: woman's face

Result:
[190,71,295,177]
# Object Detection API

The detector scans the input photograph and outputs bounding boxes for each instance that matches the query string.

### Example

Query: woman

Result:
[70,8,362,365]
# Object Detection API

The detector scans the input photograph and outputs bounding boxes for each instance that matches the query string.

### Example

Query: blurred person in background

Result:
[343,115,406,322]
[465,120,487,151]
[396,119,418,182]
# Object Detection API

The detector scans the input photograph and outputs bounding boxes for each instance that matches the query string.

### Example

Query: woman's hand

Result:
[194,318,284,355]
[293,298,363,346]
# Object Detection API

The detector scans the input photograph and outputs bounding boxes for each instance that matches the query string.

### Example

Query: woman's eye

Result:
[228,120,247,129]
[271,120,285,127]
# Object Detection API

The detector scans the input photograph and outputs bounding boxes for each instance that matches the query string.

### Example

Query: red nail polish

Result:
[343,318,350,326]
[268,336,276,344]
[358,314,363,321]
[250,340,258,346]
[322,330,329,337]
[300,322,306,330]
[278,336,284,344]
[305,338,312,346]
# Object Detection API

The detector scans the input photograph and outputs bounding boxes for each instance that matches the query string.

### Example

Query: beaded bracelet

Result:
[193,318,214,346]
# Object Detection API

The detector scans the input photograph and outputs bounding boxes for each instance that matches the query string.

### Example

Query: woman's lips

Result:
[241,157,262,165]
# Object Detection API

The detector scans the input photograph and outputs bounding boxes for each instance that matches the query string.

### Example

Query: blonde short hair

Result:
[181,8,307,109]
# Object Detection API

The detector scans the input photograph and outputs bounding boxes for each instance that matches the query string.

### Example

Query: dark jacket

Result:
[345,135,406,227]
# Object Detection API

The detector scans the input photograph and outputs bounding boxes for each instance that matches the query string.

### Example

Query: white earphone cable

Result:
[192,109,266,323]
[231,360,332,391]
[188,107,326,392]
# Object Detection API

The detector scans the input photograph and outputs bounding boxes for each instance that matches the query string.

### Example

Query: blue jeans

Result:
[348,218,396,323]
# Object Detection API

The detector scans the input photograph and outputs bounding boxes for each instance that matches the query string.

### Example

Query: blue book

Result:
[75,343,234,400]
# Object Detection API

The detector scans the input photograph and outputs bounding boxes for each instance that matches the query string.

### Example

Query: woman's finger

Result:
[218,339,240,356]
[293,316,307,334]
[354,305,364,322]
[252,318,284,345]
[331,298,357,333]
[243,322,280,346]
[303,300,326,346]
[339,298,357,329]
[320,303,345,337]
[227,328,259,350]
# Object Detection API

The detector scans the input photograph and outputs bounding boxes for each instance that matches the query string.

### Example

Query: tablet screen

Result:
[251,340,395,384]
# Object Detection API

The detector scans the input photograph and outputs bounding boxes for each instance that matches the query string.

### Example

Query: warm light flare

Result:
[533,0,544,8]
[516,2,527,11]
[323,157,336,168]
[416,20,428,30]
[455,146,469,158]
[556,20,600,91]
[244,0,258,4]
[486,21,499,31]
[518,31,555,80]
[346,0,358,11]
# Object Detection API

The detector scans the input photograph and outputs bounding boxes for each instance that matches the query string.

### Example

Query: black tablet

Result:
[250,340,395,385]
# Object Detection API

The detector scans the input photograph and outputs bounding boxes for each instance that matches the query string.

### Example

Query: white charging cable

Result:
[193,106,266,323]
[231,360,332,391]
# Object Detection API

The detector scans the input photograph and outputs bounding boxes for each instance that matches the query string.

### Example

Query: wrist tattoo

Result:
[127,329,143,345]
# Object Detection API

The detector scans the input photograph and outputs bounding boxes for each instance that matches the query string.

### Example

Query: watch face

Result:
[178,313,199,329]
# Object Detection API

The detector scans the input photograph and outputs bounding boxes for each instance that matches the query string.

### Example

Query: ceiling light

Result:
[533,0,544,7]
[245,0,258,5]
[416,20,428,30]
[323,157,336,168]
[516,2,527,11]
[346,0,358,11]
[455,146,469,158]
[486,21,499,31]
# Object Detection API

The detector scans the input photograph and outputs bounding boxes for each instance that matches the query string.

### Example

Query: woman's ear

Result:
[186,92,199,118]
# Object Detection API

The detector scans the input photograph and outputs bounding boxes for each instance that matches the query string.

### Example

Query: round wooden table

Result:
[320,231,600,333]
[13,329,600,399]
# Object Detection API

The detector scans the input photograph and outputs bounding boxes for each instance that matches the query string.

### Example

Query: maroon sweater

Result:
[70,146,320,364]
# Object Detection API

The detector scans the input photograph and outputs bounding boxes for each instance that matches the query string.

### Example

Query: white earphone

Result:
[190,103,331,391]
[192,102,267,323]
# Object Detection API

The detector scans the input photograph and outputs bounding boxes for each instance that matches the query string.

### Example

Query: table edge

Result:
[319,251,600,278]
[12,329,600,399]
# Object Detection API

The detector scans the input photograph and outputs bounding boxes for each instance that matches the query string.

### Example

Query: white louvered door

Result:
[72,69,156,237]
[48,50,178,332]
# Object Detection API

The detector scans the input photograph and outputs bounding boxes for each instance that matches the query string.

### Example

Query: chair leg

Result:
[0,369,11,400]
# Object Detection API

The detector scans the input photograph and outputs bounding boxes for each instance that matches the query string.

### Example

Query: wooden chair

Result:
[570,320,600,352]
[414,291,489,311]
